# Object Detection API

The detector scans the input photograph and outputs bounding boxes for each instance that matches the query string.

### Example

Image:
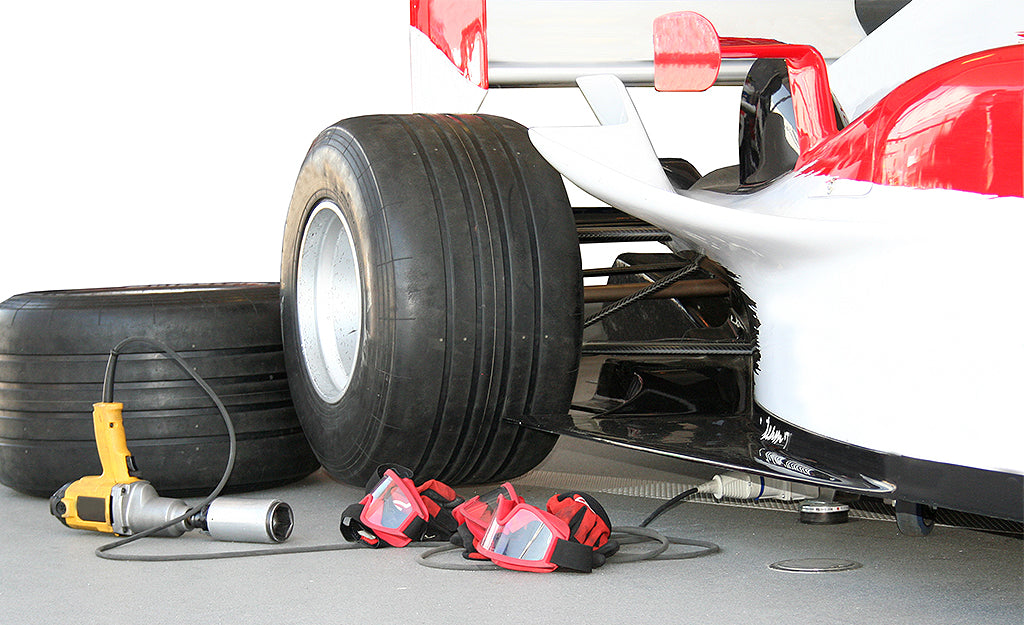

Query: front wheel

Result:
[280,114,581,486]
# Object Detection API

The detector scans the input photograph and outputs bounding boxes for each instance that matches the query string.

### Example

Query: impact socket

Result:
[194,497,294,543]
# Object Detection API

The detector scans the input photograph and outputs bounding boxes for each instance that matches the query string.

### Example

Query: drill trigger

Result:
[126,455,139,477]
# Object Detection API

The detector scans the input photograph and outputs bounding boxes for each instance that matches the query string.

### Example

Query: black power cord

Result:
[94,337,357,562]
[95,337,237,560]
[639,487,700,528]
[98,541,363,562]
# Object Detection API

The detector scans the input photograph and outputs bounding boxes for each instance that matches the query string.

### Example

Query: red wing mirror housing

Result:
[653,11,722,92]
[653,11,838,156]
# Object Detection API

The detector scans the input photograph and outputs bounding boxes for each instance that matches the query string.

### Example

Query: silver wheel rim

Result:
[296,200,362,403]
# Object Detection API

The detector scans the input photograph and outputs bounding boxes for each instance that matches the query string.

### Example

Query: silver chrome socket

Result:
[202,497,294,543]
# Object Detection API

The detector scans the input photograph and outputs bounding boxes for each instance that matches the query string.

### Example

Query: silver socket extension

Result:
[201,497,294,543]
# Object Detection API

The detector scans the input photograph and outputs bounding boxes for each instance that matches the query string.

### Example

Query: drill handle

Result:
[92,402,139,484]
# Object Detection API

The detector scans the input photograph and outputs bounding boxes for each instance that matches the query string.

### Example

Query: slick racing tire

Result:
[0,284,320,497]
[281,114,582,486]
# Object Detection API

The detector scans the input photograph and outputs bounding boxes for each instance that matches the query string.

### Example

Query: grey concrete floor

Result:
[2,437,1021,625]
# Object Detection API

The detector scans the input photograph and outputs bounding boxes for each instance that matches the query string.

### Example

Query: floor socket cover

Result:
[769,558,863,573]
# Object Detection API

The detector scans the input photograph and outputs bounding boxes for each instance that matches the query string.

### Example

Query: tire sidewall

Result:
[281,125,397,477]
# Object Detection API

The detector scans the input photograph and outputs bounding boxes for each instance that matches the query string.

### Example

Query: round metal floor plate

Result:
[769,558,863,573]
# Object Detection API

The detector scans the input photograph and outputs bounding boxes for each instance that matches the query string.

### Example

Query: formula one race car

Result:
[278,0,1023,532]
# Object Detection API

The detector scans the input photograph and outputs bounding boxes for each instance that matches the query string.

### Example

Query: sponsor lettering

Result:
[760,417,792,449]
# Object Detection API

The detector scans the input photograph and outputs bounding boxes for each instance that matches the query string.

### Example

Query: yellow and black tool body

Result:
[51,402,142,533]
[51,402,293,543]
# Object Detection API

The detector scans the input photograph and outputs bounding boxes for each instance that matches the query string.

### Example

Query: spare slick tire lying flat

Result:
[0,284,320,498]
[281,114,582,487]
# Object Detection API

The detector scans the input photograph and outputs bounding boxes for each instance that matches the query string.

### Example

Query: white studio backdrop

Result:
[1,2,411,301]
[1,1,748,302]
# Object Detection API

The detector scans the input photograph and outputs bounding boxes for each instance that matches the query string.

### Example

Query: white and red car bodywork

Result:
[409,0,1023,520]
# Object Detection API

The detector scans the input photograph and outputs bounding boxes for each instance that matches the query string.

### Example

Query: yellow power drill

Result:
[50,402,293,543]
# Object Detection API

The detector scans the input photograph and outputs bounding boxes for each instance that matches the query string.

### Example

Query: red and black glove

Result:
[547,491,619,568]
[548,491,613,547]
[415,479,463,541]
